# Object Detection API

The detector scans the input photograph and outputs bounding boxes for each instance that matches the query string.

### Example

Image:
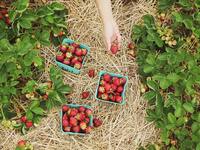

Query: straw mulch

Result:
[0,0,158,149]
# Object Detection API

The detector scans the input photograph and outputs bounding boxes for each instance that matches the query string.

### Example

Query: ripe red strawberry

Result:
[109,94,115,102]
[43,94,48,100]
[75,113,86,121]
[63,113,68,120]
[97,92,103,99]
[84,126,92,134]
[115,95,122,103]
[18,140,26,147]
[59,45,67,53]
[85,117,90,124]
[70,108,78,117]
[5,18,11,25]
[78,57,83,62]
[80,122,87,130]
[63,126,71,132]
[79,106,86,112]
[82,49,87,56]
[117,86,123,93]
[20,116,27,123]
[103,74,111,82]
[128,42,134,49]
[100,80,107,86]
[104,83,111,92]
[0,15,3,20]
[75,48,82,56]
[71,57,78,65]
[110,44,118,54]
[25,121,33,128]
[56,55,64,62]
[69,117,78,126]
[93,118,102,127]
[81,91,90,99]
[66,52,72,58]
[68,46,74,52]
[62,53,66,59]
[72,126,80,133]
[62,105,69,112]
[1,9,7,15]
[88,69,95,78]
[62,120,69,127]
[63,60,70,65]
[120,78,126,85]
[74,61,82,69]
[111,84,117,92]
[101,93,109,100]
[113,77,121,86]
[72,43,79,48]
[85,109,92,117]
[98,86,105,93]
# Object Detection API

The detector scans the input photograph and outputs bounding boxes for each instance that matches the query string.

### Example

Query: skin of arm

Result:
[95,0,121,51]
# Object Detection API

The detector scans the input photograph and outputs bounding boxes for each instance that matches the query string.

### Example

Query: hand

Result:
[103,20,121,51]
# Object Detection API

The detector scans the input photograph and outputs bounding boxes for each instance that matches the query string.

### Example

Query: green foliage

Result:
[132,0,200,149]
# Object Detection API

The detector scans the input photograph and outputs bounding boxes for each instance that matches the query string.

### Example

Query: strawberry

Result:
[103,74,111,82]
[82,49,87,56]
[75,113,86,121]
[84,126,92,134]
[62,53,66,59]
[97,92,103,99]
[75,48,82,56]
[71,57,78,65]
[63,126,71,132]
[104,83,111,92]
[85,117,90,124]
[115,95,122,103]
[68,46,74,52]
[5,18,11,25]
[72,126,80,133]
[79,106,86,112]
[109,94,115,102]
[128,42,134,49]
[74,61,82,69]
[93,118,102,127]
[85,109,92,117]
[110,44,118,54]
[80,121,87,130]
[70,108,78,117]
[59,45,67,53]
[0,9,7,15]
[63,60,70,65]
[101,93,109,100]
[66,52,72,58]
[117,86,124,93]
[113,77,120,86]
[62,105,69,112]
[120,78,126,85]
[78,57,83,62]
[62,119,69,127]
[0,14,3,20]
[17,140,26,147]
[100,80,107,86]
[111,84,117,92]
[81,91,90,99]
[98,86,105,93]
[72,43,79,48]
[69,117,78,126]
[63,113,68,120]
[25,121,33,128]
[88,69,95,78]
[43,94,48,100]
[56,55,64,62]
[20,116,27,123]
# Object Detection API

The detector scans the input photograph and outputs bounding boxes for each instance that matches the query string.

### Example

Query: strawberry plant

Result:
[0,1,72,134]
[132,0,200,149]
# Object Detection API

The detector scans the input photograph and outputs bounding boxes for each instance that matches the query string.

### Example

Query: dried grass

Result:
[0,0,159,149]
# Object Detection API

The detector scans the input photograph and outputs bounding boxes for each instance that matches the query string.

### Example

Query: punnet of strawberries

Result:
[56,42,88,70]
[62,105,93,134]
[97,73,127,103]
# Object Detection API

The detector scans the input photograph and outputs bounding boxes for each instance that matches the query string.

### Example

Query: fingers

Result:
[106,39,111,51]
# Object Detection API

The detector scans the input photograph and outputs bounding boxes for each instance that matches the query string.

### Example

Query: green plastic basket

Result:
[95,71,128,105]
[60,104,93,135]
[56,38,90,74]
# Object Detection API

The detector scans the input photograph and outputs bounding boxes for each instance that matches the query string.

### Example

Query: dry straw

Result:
[0,0,159,149]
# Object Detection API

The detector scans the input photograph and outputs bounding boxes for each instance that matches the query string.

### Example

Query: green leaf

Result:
[26,110,33,120]
[158,0,175,10]
[22,80,37,94]
[160,78,171,89]
[192,122,200,133]
[172,12,183,23]
[50,2,65,10]
[183,19,194,30]
[161,129,170,144]
[143,65,154,73]
[143,91,156,101]
[167,73,181,83]
[57,85,72,94]
[195,0,200,7]
[147,80,159,91]
[194,29,200,38]
[15,0,29,13]
[168,113,176,124]
[178,0,192,8]
[143,15,155,29]
[196,143,200,150]
[19,19,32,29]
[31,107,44,115]
[29,100,40,110]
[183,102,194,113]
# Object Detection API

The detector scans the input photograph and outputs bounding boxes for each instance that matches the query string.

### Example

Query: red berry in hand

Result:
[79,106,86,112]
[80,121,87,130]
[56,55,64,62]
[62,105,69,112]
[18,140,26,147]
[20,116,27,123]
[110,44,118,54]
[82,49,87,56]
[115,95,122,103]
[69,117,78,126]
[88,69,95,78]
[59,45,67,53]
[93,118,102,127]
[72,126,80,133]
[62,120,69,127]
[103,74,111,82]
[25,121,33,128]
[117,86,124,93]
[113,77,121,86]
[81,91,90,99]
[85,109,92,117]
[84,126,92,134]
